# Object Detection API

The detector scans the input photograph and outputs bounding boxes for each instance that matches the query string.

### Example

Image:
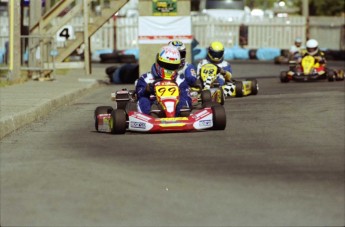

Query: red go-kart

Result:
[94,80,227,134]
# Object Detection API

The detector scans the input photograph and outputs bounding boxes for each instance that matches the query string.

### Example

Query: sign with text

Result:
[138,16,192,44]
[152,0,177,16]
[56,25,75,42]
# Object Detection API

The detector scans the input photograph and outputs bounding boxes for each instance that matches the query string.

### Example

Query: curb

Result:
[0,81,101,139]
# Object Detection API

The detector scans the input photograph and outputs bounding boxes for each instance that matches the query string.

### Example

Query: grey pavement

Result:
[0,65,112,139]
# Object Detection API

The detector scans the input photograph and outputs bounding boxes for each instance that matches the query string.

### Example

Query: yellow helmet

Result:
[208,41,224,64]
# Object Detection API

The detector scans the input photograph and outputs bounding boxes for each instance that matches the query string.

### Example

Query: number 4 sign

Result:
[56,25,75,42]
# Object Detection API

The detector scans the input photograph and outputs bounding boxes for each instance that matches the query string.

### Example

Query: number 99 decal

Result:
[156,86,178,97]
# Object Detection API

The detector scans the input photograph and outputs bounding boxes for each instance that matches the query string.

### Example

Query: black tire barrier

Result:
[119,55,137,64]
[100,52,120,63]
[248,49,257,60]
[324,50,345,61]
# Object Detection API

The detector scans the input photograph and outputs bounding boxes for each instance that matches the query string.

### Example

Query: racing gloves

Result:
[217,66,232,82]
[145,83,155,94]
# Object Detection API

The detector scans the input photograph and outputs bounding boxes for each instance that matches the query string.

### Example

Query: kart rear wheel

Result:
[110,109,127,134]
[94,106,113,131]
[250,79,259,95]
[211,105,226,130]
[280,71,289,83]
[235,81,243,97]
[201,90,212,104]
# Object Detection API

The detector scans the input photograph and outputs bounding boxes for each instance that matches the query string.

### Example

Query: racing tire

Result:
[250,79,259,95]
[119,55,137,64]
[218,88,225,105]
[116,101,128,110]
[100,53,120,63]
[235,81,243,97]
[201,90,212,104]
[203,101,221,108]
[180,108,191,117]
[211,105,226,130]
[327,70,336,82]
[94,106,113,132]
[280,71,289,83]
[150,104,164,118]
[335,70,344,81]
[110,109,127,134]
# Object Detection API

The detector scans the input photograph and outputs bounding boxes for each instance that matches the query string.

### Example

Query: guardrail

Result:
[0,35,55,74]
[115,15,345,50]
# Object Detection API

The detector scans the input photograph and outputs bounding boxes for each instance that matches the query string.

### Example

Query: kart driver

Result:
[168,40,198,88]
[197,41,234,97]
[168,40,198,107]
[298,39,327,74]
[135,45,192,116]
[289,37,304,60]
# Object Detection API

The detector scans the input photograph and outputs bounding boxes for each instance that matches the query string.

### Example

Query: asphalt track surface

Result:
[1,62,344,226]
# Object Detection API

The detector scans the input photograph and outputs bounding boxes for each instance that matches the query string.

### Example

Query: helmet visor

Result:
[162,69,177,80]
[158,59,180,71]
[209,49,224,59]
[307,47,317,53]
[179,50,186,59]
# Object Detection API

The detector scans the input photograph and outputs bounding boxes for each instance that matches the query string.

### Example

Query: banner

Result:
[138,16,193,44]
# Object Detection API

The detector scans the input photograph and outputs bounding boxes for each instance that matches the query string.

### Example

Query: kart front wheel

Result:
[201,90,212,105]
[212,105,226,130]
[94,106,113,131]
[327,69,336,82]
[280,71,289,83]
[110,109,127,134]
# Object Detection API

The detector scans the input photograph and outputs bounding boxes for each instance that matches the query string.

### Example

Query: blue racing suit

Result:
[176,62,197,110]
[136,64,193,116]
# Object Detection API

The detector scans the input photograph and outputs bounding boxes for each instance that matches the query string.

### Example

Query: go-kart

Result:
[192,63,258,100]
[280,55,344,82]
[225,79,259,97]
[94,80,227,134]
[190,63,226,107]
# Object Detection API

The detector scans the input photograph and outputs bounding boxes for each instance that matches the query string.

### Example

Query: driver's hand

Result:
[224,71,232,81]
[314,56,322,62]
[216,66,226,75]
[146,83,154,94]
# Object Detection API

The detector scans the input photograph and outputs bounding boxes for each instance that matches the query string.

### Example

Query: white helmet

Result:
[294,37,302,44]
[294,37,302,46]
[155,45,181,80]
[168,40,186,67]
[306,39,318,56]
